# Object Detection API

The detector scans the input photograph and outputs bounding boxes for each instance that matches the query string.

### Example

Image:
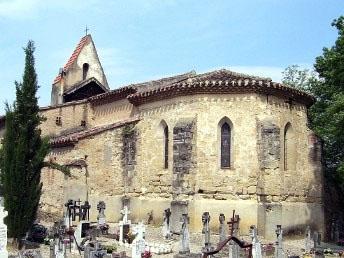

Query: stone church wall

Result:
[39,92,324,238]
[39,101,90,137]
[91,99,136,126]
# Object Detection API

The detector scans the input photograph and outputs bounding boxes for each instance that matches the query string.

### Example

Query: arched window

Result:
[164,125,169,169]
[284,122,296,171]
[221,122,231,168]
[82,63,89,80]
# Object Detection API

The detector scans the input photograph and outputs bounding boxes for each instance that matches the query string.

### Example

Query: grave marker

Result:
[219,213,226,243]
[162,208,172,240]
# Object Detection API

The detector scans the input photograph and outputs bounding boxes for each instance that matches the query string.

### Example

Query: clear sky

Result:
[0,0,343,115]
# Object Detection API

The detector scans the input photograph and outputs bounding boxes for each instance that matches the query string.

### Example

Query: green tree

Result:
[0,41,69,244]
[310,16,344,186]
[282,64,317,93]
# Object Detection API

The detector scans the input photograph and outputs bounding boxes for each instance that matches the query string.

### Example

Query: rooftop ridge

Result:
[53,35,91,84]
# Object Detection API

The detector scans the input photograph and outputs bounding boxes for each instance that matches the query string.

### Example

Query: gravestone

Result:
[179,214,190,255]
[250,225,262,258]
[131,222,146,258]
[97,201,106,226]
[0,205,8,258]
[162,208,172,240]
[219,213,226,243]
[73,221,90,253]
[305,226,312,253]
[170,200,188,234]
[119,206,131,243]
[228,211,240,258]
[202,212,212,252]
[84,242,107,258]
[275,225,283,258]
[51,238,66,258]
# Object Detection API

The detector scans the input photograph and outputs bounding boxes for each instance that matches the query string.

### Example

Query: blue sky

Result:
[0,0,343,115]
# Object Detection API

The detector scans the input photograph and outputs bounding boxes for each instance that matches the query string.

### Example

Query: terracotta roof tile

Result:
[50,117,140,147]
[53,35,90,84]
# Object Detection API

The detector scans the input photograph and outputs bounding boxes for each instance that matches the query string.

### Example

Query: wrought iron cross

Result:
[85,25,89,36]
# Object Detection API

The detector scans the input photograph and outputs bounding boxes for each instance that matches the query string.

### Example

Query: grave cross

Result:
[121,206,131,224]
[219,213,226,243]
[249,225,262,258]
[275,225,284,258]
[202,212,212,251]
[227,210,240,237]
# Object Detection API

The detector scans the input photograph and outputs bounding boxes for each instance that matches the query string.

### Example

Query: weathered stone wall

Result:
[91,99,135,126]
[39,101,90,137]
[39,92,323,238]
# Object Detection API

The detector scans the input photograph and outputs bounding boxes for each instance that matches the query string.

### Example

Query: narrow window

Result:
[221,122,231,168]
[81,120,86,127]
[284,123,296,170]
[164,125,169,169]
[82,63,89,80]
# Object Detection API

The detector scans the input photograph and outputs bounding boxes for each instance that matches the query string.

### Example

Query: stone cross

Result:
[0,205,8,258]
[179,214,190,254]
[162,208,172,239]
[304,225,312,253]
[219,213,226,243]
[131,222,146,258]
[119,206,131,243]
[249,225,262,258]
[275,225,283,258]
[121,206,131,225]
[97,201,106,226]
[202,212,212,252]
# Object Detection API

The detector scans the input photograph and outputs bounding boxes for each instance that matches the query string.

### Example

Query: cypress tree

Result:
[0,41,55,243]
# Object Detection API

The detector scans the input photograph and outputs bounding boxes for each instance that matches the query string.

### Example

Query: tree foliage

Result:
[0,41,69,242]
[310,16,344,186]
[282,64,317,93]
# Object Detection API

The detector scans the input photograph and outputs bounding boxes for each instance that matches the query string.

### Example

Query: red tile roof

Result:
[50,117,140,147]
[127,75,315,107]
[53,35,91,84]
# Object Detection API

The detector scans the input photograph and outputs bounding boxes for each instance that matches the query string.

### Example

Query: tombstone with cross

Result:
[304,225,312,253]
[162,208,172,240]
[219,213,226,243]
[179,214,190,255]
[275,225,283,258]
[202,212,212,252]
[249,225,262,258]
[119,205,131,243]
[131,222,146,258]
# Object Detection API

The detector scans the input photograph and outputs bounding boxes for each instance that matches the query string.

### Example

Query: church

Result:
[0,34,324,239]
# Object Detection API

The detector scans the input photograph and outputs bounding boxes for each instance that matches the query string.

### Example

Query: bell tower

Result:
[51,34,109,105]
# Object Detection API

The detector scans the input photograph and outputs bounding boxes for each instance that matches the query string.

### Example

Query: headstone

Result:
[119,206,131,243]
[275,225,283,258]
[249,225,262,258]
[219,213,226,243]
[97,201,106,226]
[80,201,91,221]
[170,201,188,234]
[305,225,312,253]
[202,212,212,252]
[179,214,190,255]
[0,205,8,258]
[73,221,90,253]
[313,231,319,249]
[53,238,66,258]
[162,208,172,240]
[89,242,107,258]
[131,222,146,258]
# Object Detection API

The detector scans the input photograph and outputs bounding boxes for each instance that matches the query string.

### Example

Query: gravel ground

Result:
[7,222,344,257]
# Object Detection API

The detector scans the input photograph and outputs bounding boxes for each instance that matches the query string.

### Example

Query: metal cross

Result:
[85,25,89,36]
